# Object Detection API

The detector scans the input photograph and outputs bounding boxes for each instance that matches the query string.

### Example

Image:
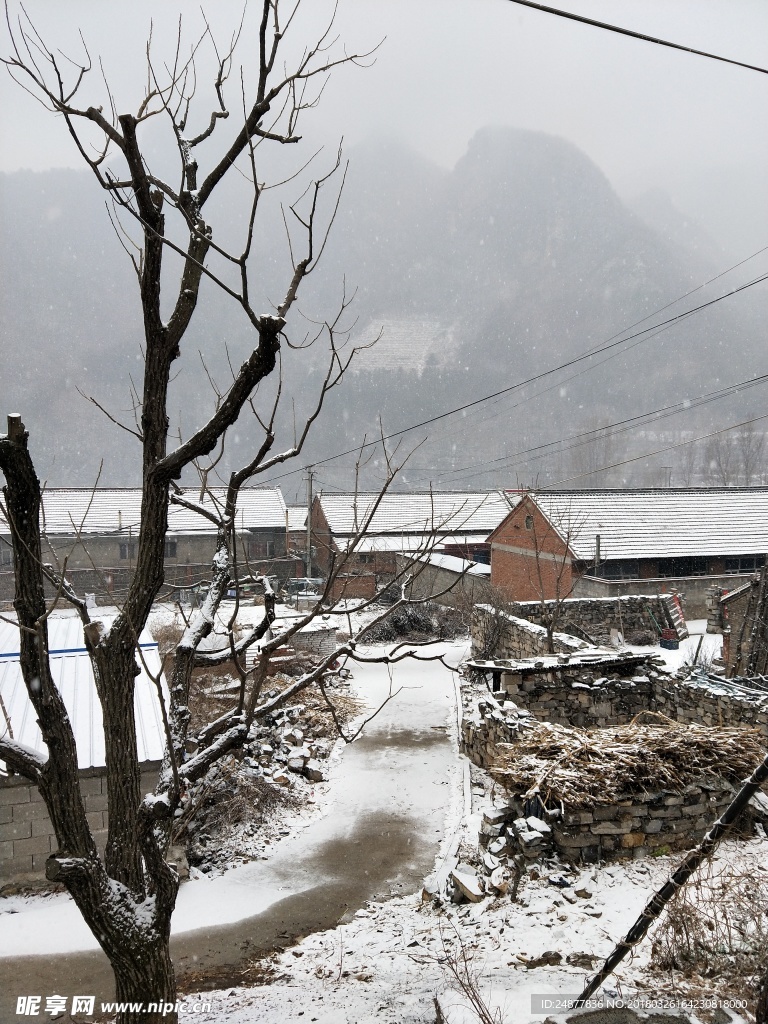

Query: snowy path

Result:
[0,642,466,1014]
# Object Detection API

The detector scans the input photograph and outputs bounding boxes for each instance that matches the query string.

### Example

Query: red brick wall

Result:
[490,495,574,601]
[310,500,336,574]
[328,573,377,602]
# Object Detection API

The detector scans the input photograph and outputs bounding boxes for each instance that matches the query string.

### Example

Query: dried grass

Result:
[490,715,765,809]
[649,855,768,1009]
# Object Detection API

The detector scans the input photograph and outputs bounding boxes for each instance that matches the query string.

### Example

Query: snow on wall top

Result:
[516,488,768,561]
[0,487,287,537]
[318,491,515,537]
[0,613,168,770]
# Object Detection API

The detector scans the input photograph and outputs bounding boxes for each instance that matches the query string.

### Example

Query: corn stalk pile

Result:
[490,717,765,808]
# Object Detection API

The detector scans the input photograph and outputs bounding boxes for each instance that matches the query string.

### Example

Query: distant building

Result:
[0,487,294,604]
[311,490,515,599]
[490,488,768,616]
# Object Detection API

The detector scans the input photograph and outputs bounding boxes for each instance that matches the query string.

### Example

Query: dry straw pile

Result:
[490,714,765,808]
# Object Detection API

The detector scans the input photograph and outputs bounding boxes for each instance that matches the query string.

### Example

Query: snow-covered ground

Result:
[3,617,761,1024]
[627,618,722,674]
[177,835,763,1024]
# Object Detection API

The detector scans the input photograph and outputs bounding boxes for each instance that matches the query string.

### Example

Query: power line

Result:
[547,411,768,488]
[426,371,768,484]
[502,0,768,75]
[262,263,768,484]
[379,242,768,467]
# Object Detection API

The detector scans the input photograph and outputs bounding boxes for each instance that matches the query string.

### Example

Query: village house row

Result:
[2,485,768,619]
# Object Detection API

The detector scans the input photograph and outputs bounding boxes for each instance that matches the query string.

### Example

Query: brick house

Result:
[0,486,292,605]
[310,490,515,590]
[490,488,768,615]
[488,492,576,602]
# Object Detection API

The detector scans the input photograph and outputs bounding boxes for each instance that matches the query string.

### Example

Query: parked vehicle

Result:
[281,577,324,599]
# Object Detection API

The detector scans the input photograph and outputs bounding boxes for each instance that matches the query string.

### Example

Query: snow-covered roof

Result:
[317,491,514,537]
[346,533,493,554]
[0,613,167,770]
[512,488,768,561]
[414,552,491,576]
[286,506,307,533]
[0,487,287,537]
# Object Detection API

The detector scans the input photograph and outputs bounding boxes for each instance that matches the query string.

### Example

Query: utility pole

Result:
[306,466,314,579]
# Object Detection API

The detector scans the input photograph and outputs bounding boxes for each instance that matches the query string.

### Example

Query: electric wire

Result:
[428,371,768,485]
[262,262,768,485]
[502,0,768,75]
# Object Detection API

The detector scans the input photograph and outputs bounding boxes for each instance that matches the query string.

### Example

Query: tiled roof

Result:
[318,491,515,537]
[349,533,493,553]
[514,488,768,561]
[0,487,287,537]
[0,613,167,770]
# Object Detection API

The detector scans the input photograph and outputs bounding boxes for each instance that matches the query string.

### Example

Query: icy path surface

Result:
[0,641,465,1008]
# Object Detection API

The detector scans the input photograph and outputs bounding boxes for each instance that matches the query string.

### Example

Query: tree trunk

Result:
[757,968,768,1024]
[110,935,177,1024]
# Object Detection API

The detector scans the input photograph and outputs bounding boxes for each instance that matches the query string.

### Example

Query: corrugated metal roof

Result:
[318,491,515,536]
[0,487,287,537]
[0,614,167,770]
[515,488,768,561]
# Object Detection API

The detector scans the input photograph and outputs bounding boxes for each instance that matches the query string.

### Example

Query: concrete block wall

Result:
[0,766,160,884]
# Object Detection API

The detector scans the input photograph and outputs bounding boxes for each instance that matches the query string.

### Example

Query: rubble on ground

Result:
[176,669,361,874]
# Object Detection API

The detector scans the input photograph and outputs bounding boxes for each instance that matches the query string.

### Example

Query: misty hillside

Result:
[1,126,764,490]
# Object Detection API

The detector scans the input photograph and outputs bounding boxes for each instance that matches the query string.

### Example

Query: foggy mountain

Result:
[1,126,764,491]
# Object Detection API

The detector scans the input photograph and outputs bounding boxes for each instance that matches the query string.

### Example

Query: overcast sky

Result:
[1,0,767,258]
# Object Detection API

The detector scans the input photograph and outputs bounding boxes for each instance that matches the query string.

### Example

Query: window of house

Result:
[358,553,375,564]
[164,539,177,558]
[0,540,12,566]
[725,555,765,574]
[119,542,135,560]
[525,514,534,530]
[599,559,640,580]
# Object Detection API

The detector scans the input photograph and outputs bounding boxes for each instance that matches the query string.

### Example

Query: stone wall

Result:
[0,765,160,884]
[459,663,768,864]
[511,593,683,642]
[499,661,657,728]
[472,774,738,865]
[471,604,585,660]
[572,573,757,619]
[395,553,492,610]
[494,661,768,736]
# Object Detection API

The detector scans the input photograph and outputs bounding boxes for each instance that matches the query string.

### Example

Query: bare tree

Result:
[525,499,580,653]
[675,433,700,487]
[569,417,618,487]
[705,432,738,486]
[737,422,766,485]
[0,7,446,1023]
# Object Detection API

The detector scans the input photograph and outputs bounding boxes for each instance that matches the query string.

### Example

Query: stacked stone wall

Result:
[471,604,584,660]
[459,662,767,863]
[512,594,680,641]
